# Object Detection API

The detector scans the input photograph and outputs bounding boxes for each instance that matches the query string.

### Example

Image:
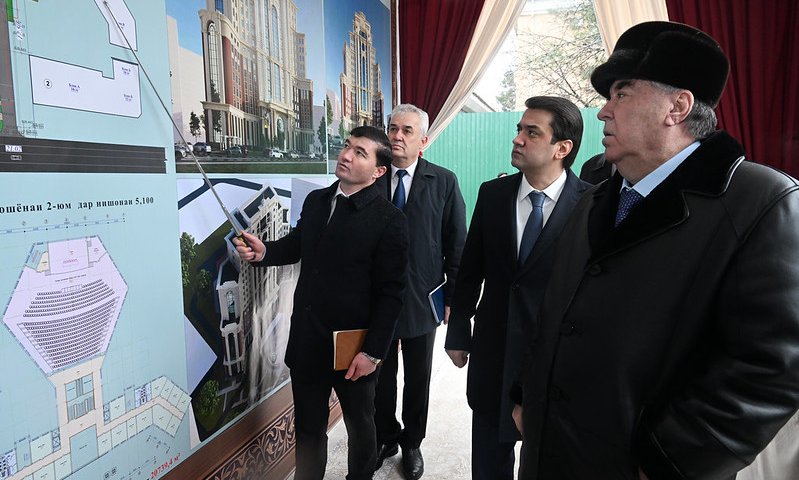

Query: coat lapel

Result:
[504,174,524,269]
[406,157,431,208]
[588,131,746,261]
[376,158,430,208]
[313,182,339,243]
[375,172,391,201]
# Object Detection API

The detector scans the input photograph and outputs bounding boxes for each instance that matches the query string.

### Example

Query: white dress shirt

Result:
[515,169,567,252]
[390,160,419,200]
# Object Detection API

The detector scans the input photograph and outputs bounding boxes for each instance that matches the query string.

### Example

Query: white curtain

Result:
[738,410,799,480]
[591,0,668,55]
[424,0,527,146]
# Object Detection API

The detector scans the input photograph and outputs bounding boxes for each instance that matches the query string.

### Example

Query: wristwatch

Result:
[361,352,382,366]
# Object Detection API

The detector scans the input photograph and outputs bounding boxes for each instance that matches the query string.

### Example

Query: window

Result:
[271,6,281,63]
[263,0,270,55]
[208,23,221,102]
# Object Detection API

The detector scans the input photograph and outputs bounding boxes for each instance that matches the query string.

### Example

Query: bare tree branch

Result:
[513,0,606,107]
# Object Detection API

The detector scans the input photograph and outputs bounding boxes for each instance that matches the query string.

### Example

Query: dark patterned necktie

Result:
[615,187,643,226]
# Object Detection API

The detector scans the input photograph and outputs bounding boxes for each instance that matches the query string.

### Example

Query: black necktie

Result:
[615,187,643,226]
[392,170,408,210]
[518,191,546,265]
[328,194,347,225]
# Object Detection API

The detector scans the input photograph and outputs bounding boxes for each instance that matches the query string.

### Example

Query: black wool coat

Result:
[258,181,409,381]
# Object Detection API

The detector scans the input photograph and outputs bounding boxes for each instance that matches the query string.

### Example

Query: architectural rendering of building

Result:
[339,12,384,131]
[167,16,207,145]
[198,0,313,152]
[213,185,293,411]
[293,77,314,154]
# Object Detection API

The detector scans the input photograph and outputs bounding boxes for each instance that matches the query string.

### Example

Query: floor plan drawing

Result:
[0,237,190,479]
[29,55,141,118]
[1,1,190,478]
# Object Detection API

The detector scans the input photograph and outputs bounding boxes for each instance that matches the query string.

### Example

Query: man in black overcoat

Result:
[235,126,408,480]
[514,21,799,480]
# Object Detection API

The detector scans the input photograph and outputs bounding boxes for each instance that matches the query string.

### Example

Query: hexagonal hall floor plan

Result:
[3,236,127,375]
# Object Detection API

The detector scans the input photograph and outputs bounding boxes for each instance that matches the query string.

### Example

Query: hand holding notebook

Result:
[333,328,368,370]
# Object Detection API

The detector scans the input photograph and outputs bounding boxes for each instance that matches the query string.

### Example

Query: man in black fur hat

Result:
[513,21,799,479]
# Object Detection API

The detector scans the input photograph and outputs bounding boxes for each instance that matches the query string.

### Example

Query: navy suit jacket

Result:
[446,169,590,440]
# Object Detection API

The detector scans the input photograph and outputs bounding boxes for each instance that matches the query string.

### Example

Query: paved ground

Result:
[283,325,793,480]
[287,324,476,479]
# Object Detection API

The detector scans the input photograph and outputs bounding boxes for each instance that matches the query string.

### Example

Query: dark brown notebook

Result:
[333,328,368,370]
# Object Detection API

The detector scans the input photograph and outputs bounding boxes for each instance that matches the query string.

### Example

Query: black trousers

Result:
[472,410,516,480]
[291,371,378,480]
[374,329,436,448]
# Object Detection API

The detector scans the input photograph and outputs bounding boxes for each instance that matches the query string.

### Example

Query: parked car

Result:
[269,149,284,158]
[174,143,189,159]
[193,142,212,155]
[288,151,300,159]
[224,145,242,156]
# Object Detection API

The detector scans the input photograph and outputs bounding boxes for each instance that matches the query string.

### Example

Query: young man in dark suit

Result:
[373,104,467,479]
[445,96,590,480]
[234,126,409,480]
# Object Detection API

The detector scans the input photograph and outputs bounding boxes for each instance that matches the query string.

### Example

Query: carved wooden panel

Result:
[165,383,342,480]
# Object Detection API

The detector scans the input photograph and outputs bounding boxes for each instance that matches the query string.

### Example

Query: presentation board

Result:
[0,0,393,479]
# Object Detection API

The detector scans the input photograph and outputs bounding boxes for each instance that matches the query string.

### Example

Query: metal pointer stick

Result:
[102,0,245,238]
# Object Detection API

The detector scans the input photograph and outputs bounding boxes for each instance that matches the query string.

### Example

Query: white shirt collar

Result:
[334,185,349,198]
[517,169,568,204]
[391,159,418,178]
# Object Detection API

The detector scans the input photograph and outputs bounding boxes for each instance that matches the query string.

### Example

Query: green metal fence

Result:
[425,108,604,223]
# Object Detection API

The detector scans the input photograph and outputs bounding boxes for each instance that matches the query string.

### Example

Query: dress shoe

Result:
[401,447,424,480]
[375,442,398,470]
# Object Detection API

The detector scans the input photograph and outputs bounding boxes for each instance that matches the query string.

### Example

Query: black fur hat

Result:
[591,21,730,107]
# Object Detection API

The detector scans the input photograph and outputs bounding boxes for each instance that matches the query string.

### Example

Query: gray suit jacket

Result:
[376,157,467,339]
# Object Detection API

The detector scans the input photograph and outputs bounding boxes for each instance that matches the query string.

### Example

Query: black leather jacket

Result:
[519,132,799,479]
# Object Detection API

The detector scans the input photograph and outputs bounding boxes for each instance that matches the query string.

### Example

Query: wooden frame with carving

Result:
[164,384,342,480]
